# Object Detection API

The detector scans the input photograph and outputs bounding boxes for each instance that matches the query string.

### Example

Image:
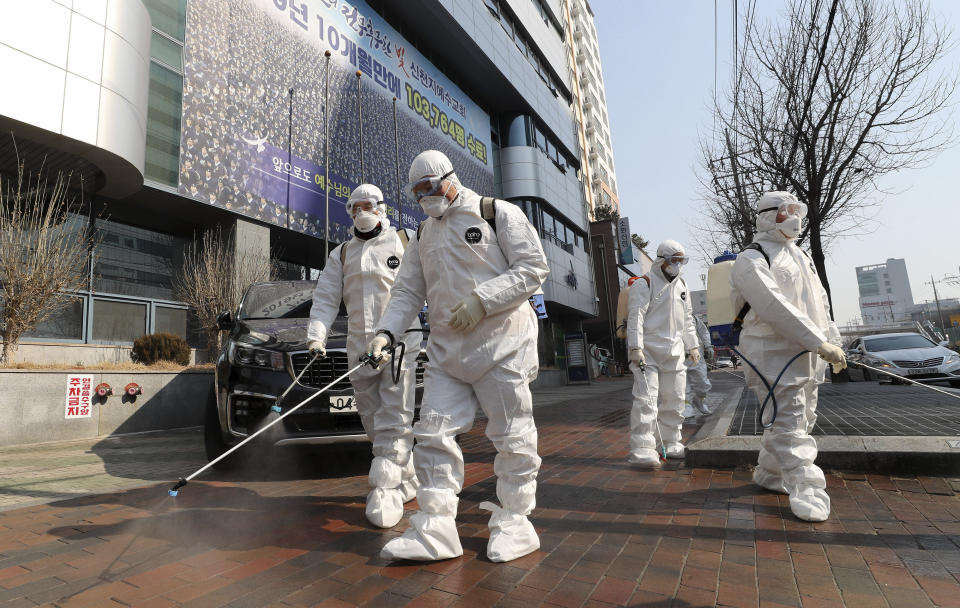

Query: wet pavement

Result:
[0,374,959,607]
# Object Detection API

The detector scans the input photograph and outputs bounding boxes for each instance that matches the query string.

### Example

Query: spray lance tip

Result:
[271,405,282,414]
[168,478,187,497]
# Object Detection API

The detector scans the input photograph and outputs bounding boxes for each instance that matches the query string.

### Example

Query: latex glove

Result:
[307,340,326,358]
[366,334,392,367]
[706,347,715,362]
[448,294,486,333]
[629,349,645,366]
[688,348,701,366]
[817,342,847,373]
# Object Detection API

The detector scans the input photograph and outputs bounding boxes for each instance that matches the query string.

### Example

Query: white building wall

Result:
[0,0,151,197]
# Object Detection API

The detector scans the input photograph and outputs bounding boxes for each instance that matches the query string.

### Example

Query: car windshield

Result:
[863,334,936,352]
[239,282,315,320]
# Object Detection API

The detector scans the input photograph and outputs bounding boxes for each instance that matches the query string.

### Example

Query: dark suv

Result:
[206,280,424,465]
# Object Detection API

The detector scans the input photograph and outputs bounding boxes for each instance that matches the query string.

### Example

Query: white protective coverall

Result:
[374,150,549,562]
[307,184,420,529]
[625,241,699,466]
[686,316,714,414]
[730,191,842,522]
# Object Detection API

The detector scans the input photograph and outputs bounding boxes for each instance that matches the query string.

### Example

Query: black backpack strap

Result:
[338,242,348,266]
[416,221,425,239]
[480,197,497,234]
[397,228,410,248]
[733,243,770,330]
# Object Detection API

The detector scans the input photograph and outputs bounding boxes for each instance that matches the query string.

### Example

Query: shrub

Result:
[131,333,191,366]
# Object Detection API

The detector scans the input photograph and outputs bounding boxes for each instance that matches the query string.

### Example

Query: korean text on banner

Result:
[617,217,634,264]
[64,374,94,419]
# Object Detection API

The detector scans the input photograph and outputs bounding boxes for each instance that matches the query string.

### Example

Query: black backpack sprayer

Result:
[168,348,392,497]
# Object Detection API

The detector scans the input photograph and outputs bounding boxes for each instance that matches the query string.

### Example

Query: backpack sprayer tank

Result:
[706,251,739,347]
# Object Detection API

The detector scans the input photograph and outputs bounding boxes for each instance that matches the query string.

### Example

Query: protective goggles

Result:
[758,201,807,219]
[345,198,379,216]
[665,254,689,266]
[406,170,454,200]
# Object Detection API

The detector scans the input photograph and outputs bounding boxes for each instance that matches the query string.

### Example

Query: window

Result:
[23,300,85,341]
[484,0,499,17]
[92,300,148,343]
[143,1,185,187]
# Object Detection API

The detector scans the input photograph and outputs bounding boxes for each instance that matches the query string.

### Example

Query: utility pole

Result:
[925,275,947,332]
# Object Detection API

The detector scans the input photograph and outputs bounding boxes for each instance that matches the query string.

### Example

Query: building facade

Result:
[856,258,914,326]
[2,0,598,382]
[561,0,620,218]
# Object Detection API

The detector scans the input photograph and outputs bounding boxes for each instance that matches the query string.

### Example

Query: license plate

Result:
[905,367,938,375]
[329,394,357,413]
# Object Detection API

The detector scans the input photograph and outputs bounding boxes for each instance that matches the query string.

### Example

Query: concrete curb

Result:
[685,385,960,474]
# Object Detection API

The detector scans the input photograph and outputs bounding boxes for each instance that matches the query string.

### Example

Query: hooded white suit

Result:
[374,151,549,563]
[729,191,841,522]
[308,184,420,529]
[625,241,698,465]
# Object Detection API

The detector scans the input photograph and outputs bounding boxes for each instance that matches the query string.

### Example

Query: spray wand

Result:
[168,351,389,496]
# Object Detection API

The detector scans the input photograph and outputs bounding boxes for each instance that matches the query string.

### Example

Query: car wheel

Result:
[949,380,960,388]
[203,385,236,470]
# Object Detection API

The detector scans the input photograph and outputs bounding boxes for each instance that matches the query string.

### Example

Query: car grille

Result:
[891,357,943,368]
[291,351,352,390]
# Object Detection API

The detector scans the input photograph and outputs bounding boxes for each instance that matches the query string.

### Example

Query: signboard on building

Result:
[179,0,494,243]
[564,333,589,384]
[64,374,93,419]
[617,217,633,264]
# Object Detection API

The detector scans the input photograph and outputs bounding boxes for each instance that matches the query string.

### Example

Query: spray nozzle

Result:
[168,478,187,497]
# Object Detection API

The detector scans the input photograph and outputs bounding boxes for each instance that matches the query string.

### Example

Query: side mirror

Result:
[217,310,234,331]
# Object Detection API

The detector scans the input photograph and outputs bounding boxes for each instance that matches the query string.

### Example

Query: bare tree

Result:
[0,165,96,363]
[174,226,272,360]
[699,0,956,309]
[631,233,649,252]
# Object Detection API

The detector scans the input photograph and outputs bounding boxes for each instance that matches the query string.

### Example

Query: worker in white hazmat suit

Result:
[625,240,699,467]
[307,183,420,529]
[730,191,846,522]
[686,315,714,415]
[367,150,549,563]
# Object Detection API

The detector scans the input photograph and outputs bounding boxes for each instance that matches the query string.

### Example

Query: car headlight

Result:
[945,353,960,365]
[231,344,285,370]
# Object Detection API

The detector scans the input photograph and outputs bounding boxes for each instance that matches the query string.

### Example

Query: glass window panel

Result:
[534,126,547,152]
[155,306,188,339]
[150,31,182,71]
[93,300,147,343]
[145,62,183,186]
[94,218,184,300]
[484,0,498,17]
[141,0,187,41]
[22,298,84,341]
[507,115,531,147]
[499,11,512,36]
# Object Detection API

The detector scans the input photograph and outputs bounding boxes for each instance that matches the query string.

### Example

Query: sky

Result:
[591,0,960,326]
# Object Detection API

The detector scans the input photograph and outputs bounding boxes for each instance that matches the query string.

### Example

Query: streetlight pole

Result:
[927,275,947,332]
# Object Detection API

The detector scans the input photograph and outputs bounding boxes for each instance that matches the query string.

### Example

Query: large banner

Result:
[179,0,494,244]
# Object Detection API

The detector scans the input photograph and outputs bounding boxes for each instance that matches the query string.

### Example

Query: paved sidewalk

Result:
[0,375,959,607]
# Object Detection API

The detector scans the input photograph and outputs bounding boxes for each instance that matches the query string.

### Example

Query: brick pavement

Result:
[0,377,959,607]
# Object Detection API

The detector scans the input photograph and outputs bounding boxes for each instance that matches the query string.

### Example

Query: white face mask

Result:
[778,215,802,240]
[663,262,680,277]
[419,196,450,218]
[353,210,381,233]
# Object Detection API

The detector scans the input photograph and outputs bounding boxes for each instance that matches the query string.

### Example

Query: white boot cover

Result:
[366,456,406,528]
[398,458,419,503]
[790,486,831,522]
[366,487,405,529]
[480,502,540,563]
[380,488,462,561]
[628,448,662,468]
[664,443,685,459]
[752,466,788,494]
